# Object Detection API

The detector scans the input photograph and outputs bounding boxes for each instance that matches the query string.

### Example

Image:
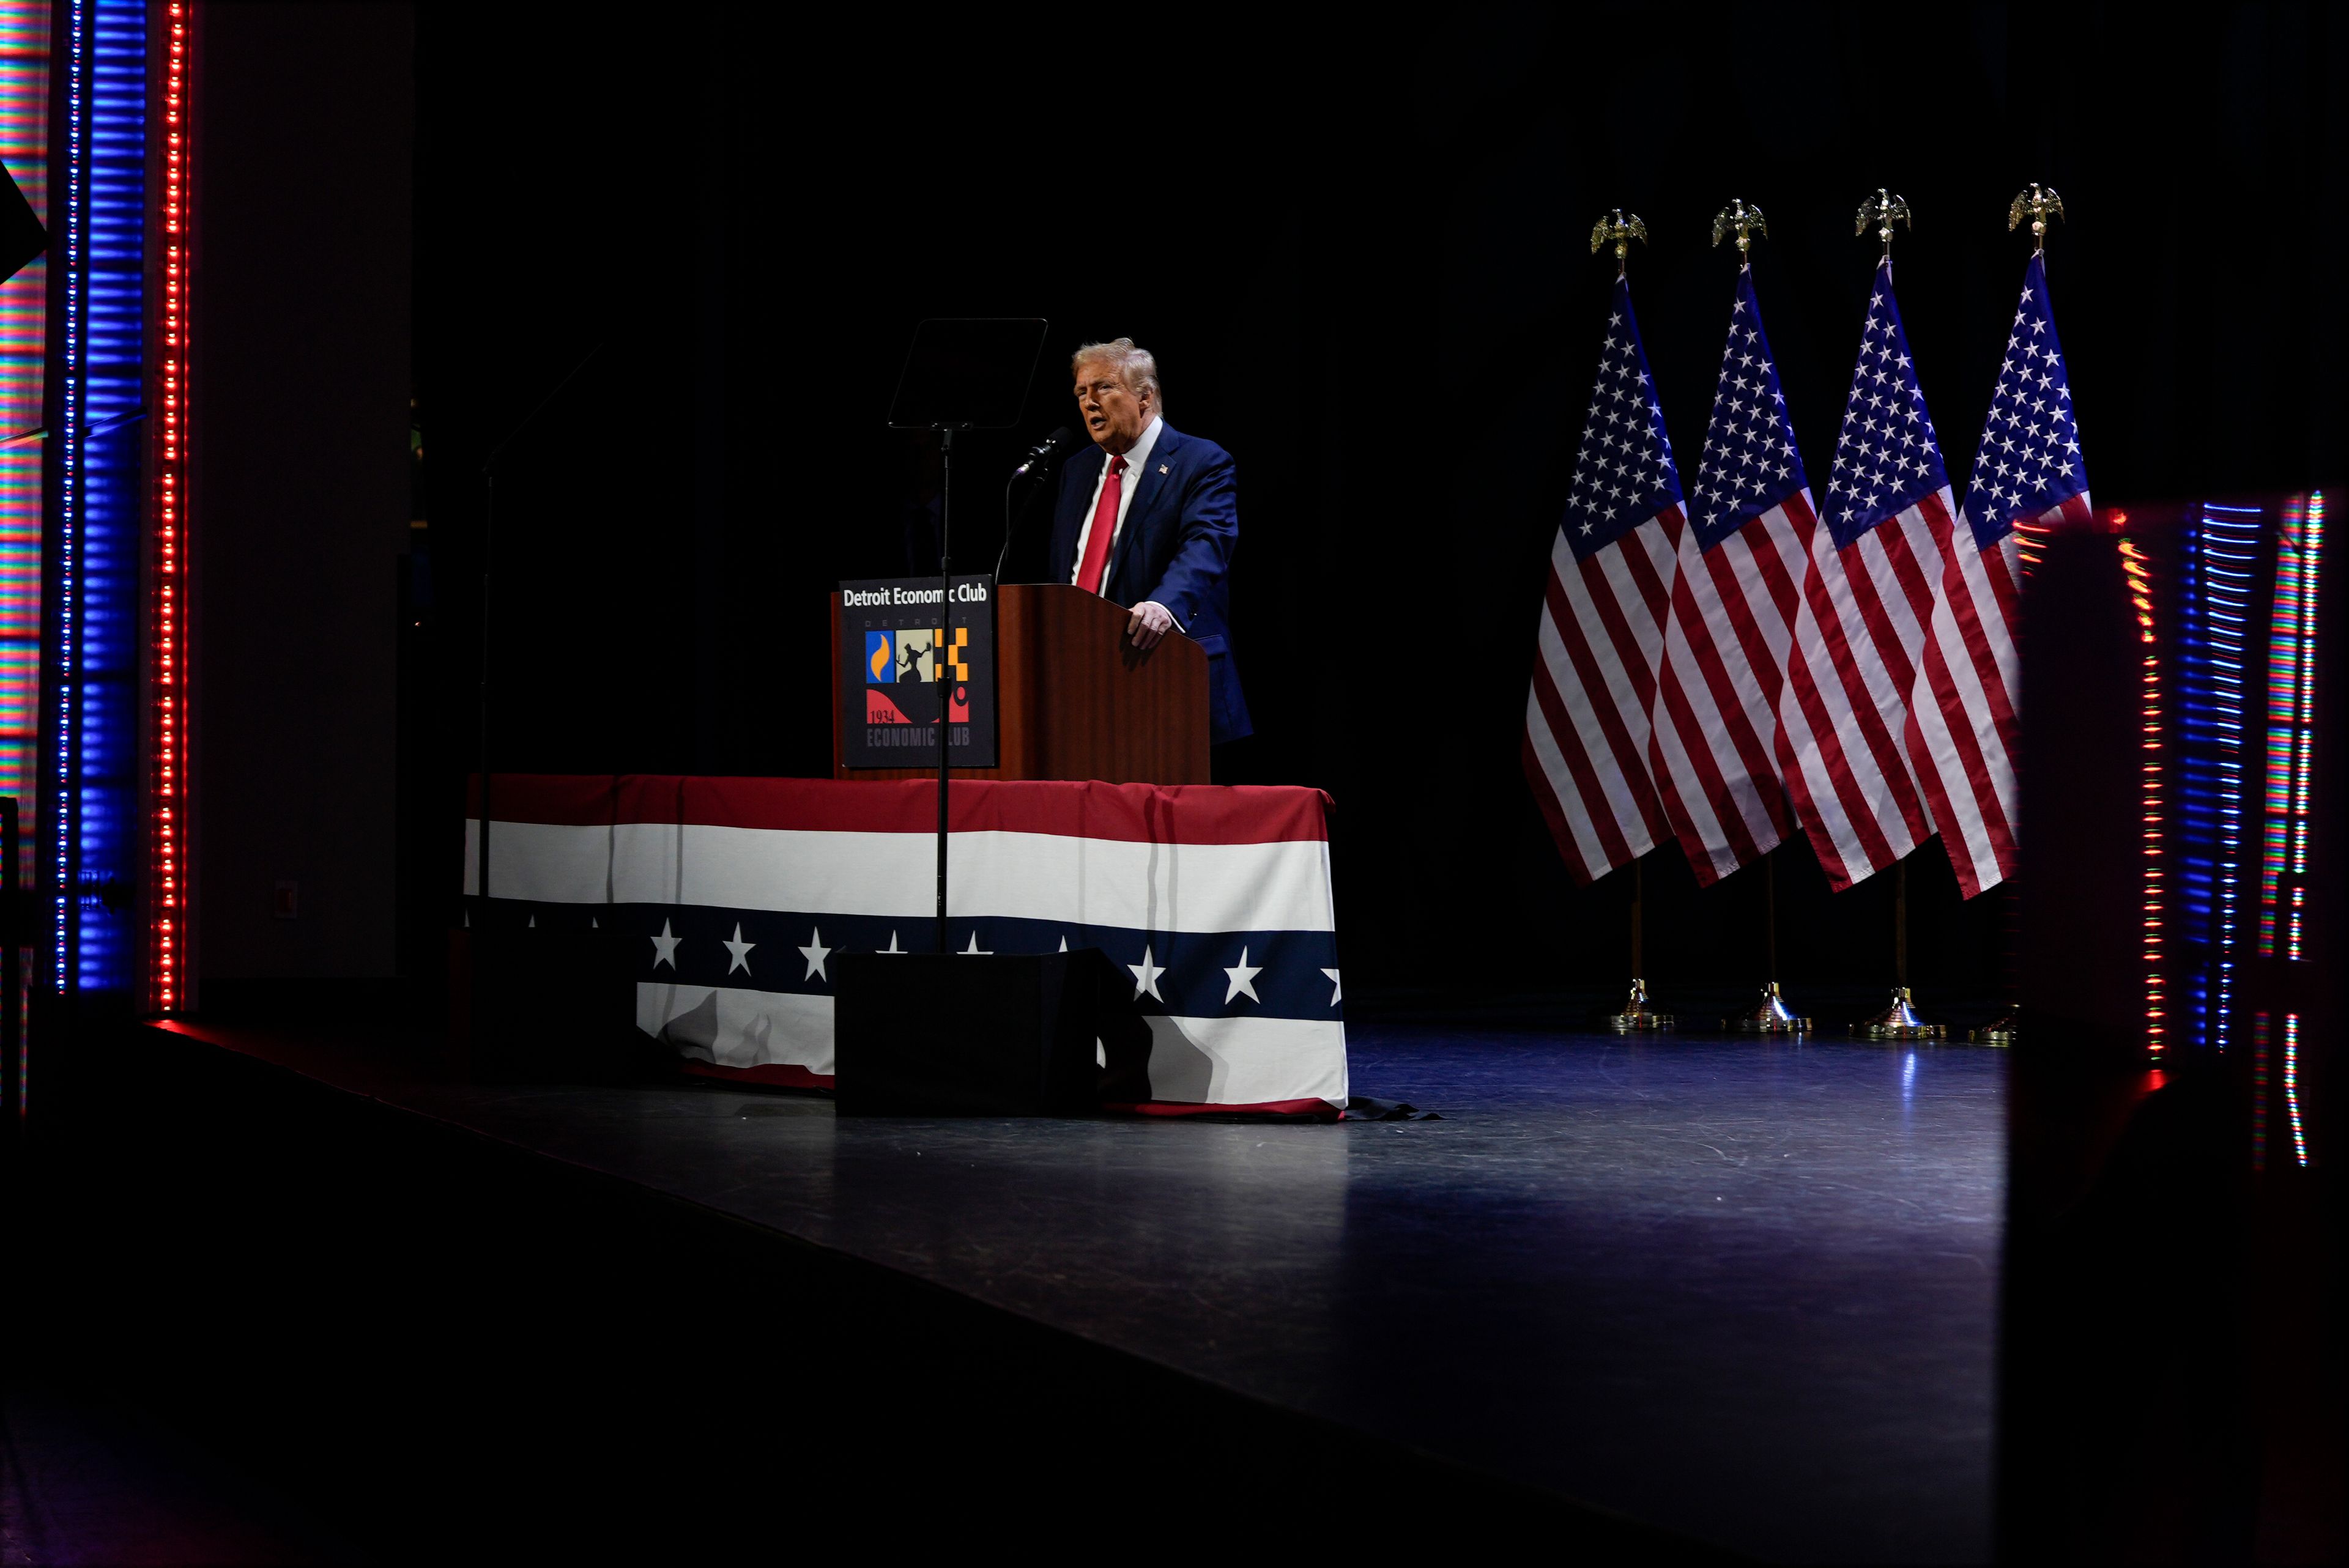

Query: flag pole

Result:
[1856,855,1943,1039]
[1828,194,1942,1044]
[1727,846,1809,1032]
[1705,198,1810,1036]
[1968,185,2061,1048]
[1586,207,1670,1036]
[1605,852,1671,1032]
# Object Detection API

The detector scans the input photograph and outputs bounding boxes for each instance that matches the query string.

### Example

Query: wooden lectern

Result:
[829,583,1210,783]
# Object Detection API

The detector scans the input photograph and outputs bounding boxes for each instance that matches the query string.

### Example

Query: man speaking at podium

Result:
[1050,338,1253,748]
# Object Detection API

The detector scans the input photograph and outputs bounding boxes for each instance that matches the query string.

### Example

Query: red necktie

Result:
[1075,454,1128,595]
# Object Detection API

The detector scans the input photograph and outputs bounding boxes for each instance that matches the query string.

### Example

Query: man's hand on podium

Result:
[1127,600,1176,651]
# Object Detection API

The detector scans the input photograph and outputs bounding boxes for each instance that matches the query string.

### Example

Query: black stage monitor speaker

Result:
[451,928,653,1083]
[835,950,1127,1115]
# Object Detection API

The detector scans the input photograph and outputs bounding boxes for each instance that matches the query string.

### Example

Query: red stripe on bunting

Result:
[1102,1097,1343,1122]
[680,1062,1343,1122]
[469,775,1335,846]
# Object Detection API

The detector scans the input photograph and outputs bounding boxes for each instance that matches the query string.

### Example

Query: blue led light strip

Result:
[45,0,139,999]
[49,0,81,993]
[76,0,141,995]
[2172,503,2260,1054]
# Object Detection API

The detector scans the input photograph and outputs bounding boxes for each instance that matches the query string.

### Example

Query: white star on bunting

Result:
[798,928,833,982]
[650,919,680,970]
[722,922,755,975]
[1321,967,1342,1006]
[1223,946,1263,1005]
[1128,945,1165,1001]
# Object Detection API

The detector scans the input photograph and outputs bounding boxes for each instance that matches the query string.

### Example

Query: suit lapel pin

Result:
[1158,463,1169,474]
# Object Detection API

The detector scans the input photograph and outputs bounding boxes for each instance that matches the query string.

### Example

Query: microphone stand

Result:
[994,468,1037,584]
[993,441,1061,583]
[934,425,959,953]
[473,344,604,911]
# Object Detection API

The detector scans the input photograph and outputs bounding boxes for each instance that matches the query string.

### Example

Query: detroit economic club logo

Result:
[864,627,970,724]
[837,575,996,767]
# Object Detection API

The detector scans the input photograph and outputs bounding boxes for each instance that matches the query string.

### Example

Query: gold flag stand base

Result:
[1853,986,1946,1041]
[1605,978,1674,1033]
[1968,1008,2019,1046]
[1724,980,1810,1033]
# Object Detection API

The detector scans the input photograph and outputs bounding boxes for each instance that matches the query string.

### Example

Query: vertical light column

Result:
[42,0,139,1000]
[0,1,45,1114]
[2120,534,2163,1062]
[0,4,44,845]
[2282,1013,2309,1169]
[2259,495,2324,964]
[145,0,182,1010]
[2256,493,2323,1170]
[2173,504,2259,1054]
[47,0,81,993]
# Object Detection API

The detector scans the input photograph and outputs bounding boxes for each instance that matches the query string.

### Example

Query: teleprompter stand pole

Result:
[1606,855,1672,1031]
[934,427,955,953]
[1855,857,1943,1040]
[1727,848,1809,1032]
[881,319,1047,957]
[473,344,605,910]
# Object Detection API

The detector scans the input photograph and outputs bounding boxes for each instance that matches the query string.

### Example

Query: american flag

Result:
[1777,259,1945,890]
[1935,251,2090,895]
[1524,276,1684,884]
[1647,266,1807,884]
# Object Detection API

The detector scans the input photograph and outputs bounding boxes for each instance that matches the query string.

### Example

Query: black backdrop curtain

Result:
[411,3,2349,1005]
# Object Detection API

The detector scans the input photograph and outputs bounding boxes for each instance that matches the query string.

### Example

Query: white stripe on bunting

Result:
[466,819,1340,936]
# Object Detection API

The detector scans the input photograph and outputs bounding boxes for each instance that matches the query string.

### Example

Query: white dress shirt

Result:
[1069,415,1163,592]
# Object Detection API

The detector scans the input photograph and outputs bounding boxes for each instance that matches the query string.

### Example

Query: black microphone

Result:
[998,428,1079,582]
[1011,426,1078,478]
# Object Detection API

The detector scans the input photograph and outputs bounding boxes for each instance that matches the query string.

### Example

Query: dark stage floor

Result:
[149,1015,2004,1564]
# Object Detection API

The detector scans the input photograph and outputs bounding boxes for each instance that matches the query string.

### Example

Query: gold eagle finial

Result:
[1589,209,1649,278]
[2006,183,2065,252]
[1710,198,1768,262]
[1855,188,1912,260]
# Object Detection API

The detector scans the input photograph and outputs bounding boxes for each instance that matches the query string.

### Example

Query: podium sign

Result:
[838,575,998,767]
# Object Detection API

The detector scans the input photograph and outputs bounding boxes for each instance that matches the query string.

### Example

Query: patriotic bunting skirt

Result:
[463,776,1351,1116]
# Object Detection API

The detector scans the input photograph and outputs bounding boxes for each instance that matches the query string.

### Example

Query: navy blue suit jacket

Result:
[1048,423,1252,744]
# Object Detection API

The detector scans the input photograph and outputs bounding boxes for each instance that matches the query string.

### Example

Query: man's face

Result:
[1074,361,1152,453]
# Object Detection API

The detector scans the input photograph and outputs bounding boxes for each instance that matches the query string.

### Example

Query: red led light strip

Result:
[2120,536,2163,1062]
[147,3,187,1011]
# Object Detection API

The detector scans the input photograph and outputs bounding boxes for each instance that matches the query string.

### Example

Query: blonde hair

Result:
[1071,337,1163,416]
